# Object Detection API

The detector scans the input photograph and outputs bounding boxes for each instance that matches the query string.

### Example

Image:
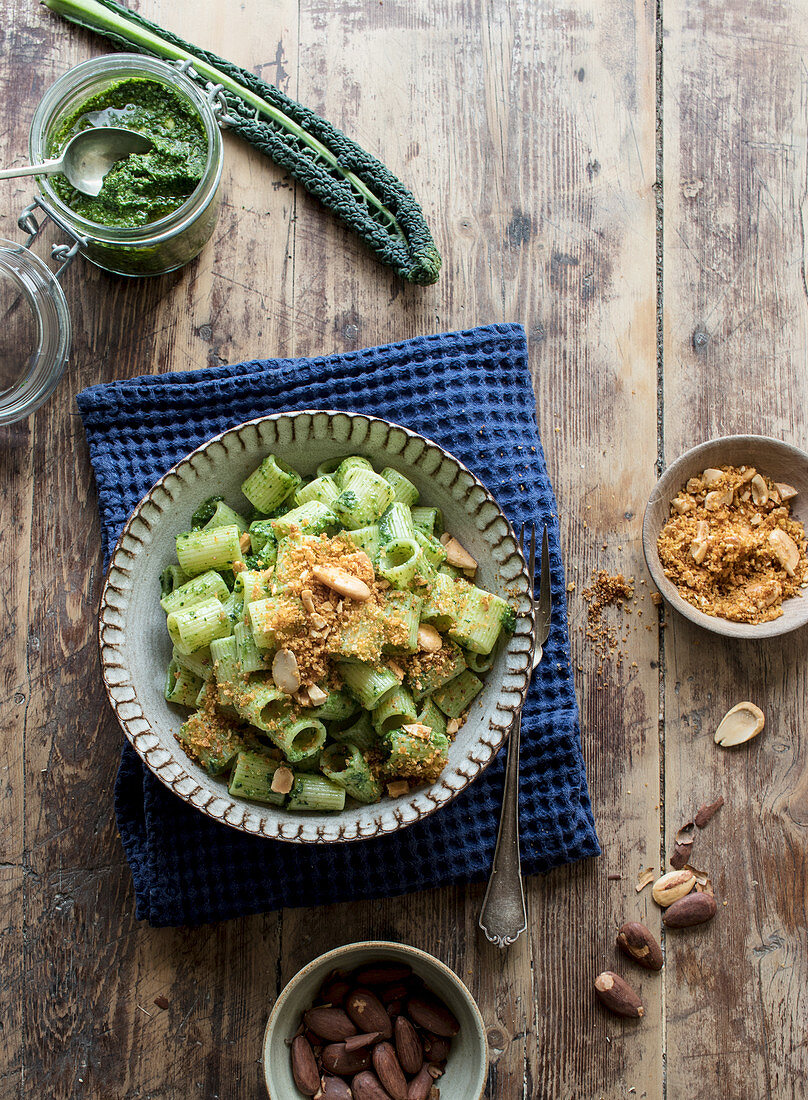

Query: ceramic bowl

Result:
[99,410,534,841]
[642,434,808,639]
[261,940,488,1099]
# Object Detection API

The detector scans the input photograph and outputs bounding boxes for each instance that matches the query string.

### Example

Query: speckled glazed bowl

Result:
[262,941,488,1100]
[99,410,534,842]
[643,434,808,639]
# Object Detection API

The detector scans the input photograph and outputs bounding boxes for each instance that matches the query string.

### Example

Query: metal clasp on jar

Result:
[172,58,239,127]
[18,196,90,278]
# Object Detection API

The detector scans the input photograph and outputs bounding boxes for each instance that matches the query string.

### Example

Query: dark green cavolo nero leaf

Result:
[45,0,442,284]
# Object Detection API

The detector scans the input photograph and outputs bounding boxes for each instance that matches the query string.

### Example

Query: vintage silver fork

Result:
[479,524,552,947]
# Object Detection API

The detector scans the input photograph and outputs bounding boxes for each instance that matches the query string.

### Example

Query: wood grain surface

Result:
[0,0,804,1097]
[662,2,808,1097]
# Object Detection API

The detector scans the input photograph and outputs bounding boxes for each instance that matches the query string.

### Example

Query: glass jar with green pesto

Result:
[28,54,223,277]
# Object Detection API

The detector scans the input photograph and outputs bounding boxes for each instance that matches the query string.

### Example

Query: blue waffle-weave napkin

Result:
[78,322,599,927]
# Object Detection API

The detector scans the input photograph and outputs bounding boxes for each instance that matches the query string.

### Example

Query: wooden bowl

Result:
[99,410,534,842]
[642,435,808,639]
[261,940,488,1100]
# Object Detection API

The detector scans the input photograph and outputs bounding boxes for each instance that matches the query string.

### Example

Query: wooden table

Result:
[2,1,806,1096]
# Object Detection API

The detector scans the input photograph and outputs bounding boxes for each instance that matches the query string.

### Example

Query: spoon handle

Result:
[0,158,63,183]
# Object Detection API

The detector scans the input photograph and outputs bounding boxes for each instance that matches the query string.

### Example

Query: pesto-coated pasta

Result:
[320,742,381,803]
[167,596,231,654]
[333,468,395,529]
[372,685,418,735]
[233,621,267,674]
[176,525,241,576]
[164,659,203,706]
[432,669,484,718]
[241,454,301,512]
[203,499,248,533]
[294,474,340,507]
[160,449,515,812]
[381,467,420,507]
[449,587,514,655]
[228,751,286,805]
[288,773,346,812]
[379,502,416,543]
[271,500,336,538]
[379,537,420,589]
[160,569,230,615]
[338,660,400,710]
[345,524,382,565]
[411,506,443,537]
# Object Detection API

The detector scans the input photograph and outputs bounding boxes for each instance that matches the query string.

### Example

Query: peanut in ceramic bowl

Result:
[642,434,808,639]
[261,940,488,1100]
[99,409,535,842]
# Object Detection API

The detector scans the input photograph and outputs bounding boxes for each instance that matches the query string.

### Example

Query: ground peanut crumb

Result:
[657,465,807,622]
[582,570,635,680]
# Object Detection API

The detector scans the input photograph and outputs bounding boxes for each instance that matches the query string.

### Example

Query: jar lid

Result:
[0,235,71,426]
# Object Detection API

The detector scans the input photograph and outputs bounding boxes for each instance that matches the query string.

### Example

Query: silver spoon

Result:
[0,127,153,197]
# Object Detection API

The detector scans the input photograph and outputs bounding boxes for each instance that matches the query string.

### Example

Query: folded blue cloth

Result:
[78,322,599,926]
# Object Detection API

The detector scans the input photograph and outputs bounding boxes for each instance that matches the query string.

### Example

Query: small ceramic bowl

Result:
[262,940,488,1100]
[99,410,534,842]
[642,434,808,639]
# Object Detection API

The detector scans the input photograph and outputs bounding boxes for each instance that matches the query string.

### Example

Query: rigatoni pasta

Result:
[158,451,516,812]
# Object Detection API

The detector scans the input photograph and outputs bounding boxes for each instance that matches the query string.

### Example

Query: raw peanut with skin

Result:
[317,1078,353,1100]
[617,922,664,971]
[321,1041,373,1075]
[379,982,411,1003]
[304,1006,358,1042]
[394,1015,423,1075]
[352,1070,394,1100]
[421,1033,450,1063]
[406,992,460,1037]
[652,868,696,907]
[594,971,644,1018]
[406,1065,434,1100]
[355,962,412,986]
[372,1041,408,1100]
[320,976,352,1007]
[663,891,718,928]
[346,988,393,1039]
[291,1036,321,1096]
[344,1031,381,1053]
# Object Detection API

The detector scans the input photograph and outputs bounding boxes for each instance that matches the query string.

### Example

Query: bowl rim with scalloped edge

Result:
[98,409,535,842]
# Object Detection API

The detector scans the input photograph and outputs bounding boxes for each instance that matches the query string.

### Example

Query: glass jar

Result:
[0,236,71,426]
[28,54,224,277]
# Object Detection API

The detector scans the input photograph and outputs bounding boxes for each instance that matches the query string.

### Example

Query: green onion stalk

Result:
[43,0,442,284]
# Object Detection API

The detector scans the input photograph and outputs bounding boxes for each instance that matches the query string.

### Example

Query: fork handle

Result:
[478,708,527,947]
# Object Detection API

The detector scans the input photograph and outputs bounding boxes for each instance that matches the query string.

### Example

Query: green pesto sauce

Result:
[50,78,208,229]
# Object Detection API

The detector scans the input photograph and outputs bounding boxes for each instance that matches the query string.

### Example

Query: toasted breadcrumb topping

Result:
[657,466,807,622]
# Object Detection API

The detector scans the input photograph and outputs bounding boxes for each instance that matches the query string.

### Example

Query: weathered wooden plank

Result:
[663,2,808,1096]
[0,8,68,1097]
[0,0,661,1097]
[0,418,33,1100]
[0,2,295,1098]
[284,2,661,1099]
